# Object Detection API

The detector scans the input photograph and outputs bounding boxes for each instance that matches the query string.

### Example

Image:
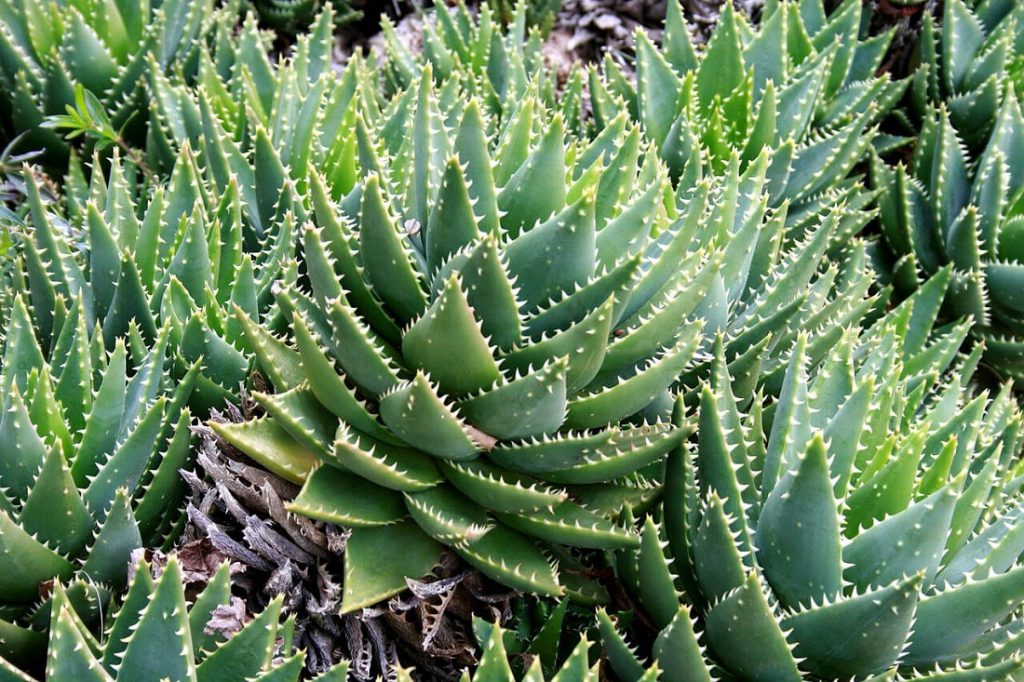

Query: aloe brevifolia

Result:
[611,0,905,210]
[0,290,197,669]
[182,406,514,679]
[596,274,1024,680]
[873,92,1024,384]
[909,0,1024,148]
[194,33,897,612]
[0,556,350,681]
[392,0,905,209]
[149,0,887,397]
[8,142,293,412]
[872,0,1024,385]
[0,0,227,168]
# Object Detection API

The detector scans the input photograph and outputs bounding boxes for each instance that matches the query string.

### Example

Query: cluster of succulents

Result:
[602,276,1024,679]
[0,0,229,169]
[871,0,1024,387]
[0,0,1021,679]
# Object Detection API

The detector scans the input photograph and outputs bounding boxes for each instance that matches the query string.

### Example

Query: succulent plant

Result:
[249,0,359,33]
[389,0,906,213]
[873,92,1024,384]
[182,403,514,679]
[909,0,1024,148]
[377,0,566,129]
[0,0,226,169]
[0,555,350,681]
[0,290,197,668]
[597,274,1024,680]
[7,142,293,412]
[454,612,611,682]
[188,38,897,614]
[610,0,906,206]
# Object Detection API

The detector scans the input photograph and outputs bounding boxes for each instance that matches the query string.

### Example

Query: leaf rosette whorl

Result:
[599,278,1024,680]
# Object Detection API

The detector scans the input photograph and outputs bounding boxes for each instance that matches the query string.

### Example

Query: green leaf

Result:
[101,561,155,670]
[44,585,110,682]
[538,422,688,484]
[635,30,682,147]
[379,372,481,459]
[79,489,141,587]
[290,313,398,443]
[342,521,443,613]
[782,574,922,679]
[0,508,74,603]
[695,2,744,112]
[253,385,337,461]
[403,275,501,395]
[756,433,842,608]
[426,156,481,273]
[404,485,491,544]
[498,500,637,550]
[457,359,568,441]
[636,518,680,629]
[235,307,304,393]
[843,481,959,590]
[497,114,566,239]
[596,609,646,681]
[325,298,402,397]
[116,558,196,682]
[504,193,597,313]
[84,396,166,519]
[359,174,428,324]
[704,573,802,682]
[187,563,232,658]
[903,565,1024,667]
[432,233,521,351]
[441,459,566,513]
[328,423,444,492]
[73,341,128,486]
[210,417,319,485]
[288,464,406,527]
[0,386,49,501]
[653,606,713,682]
[456,525,561,596]
[566,334,698,430]
[503,297,615,393]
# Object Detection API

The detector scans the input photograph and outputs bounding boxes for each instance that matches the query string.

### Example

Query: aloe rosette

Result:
[874,92,1024,384]
[910,0,1024,148]
[598,275,1024,680]
[0,557,350,681]
[187,35,903,615]
[0,290,196,670]
[0,0,225,168]
[9,143,293,412]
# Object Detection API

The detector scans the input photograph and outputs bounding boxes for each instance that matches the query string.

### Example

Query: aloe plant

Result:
[389,0,906,212]
[176,32,902,614]
[598,274,1024,680]
[249,0,359,32]
[8,142,293,412]
[0,556,350,680]
[910,0,1024,148]
[0,0,229,168]
[620,0,906,211]
[873,92,1024,384]
[872,0,1024,385]
[0,288,197,668]
[142,0,894,611]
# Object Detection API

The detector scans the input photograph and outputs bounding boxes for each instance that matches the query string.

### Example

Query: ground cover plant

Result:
[0,0,1021,680]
